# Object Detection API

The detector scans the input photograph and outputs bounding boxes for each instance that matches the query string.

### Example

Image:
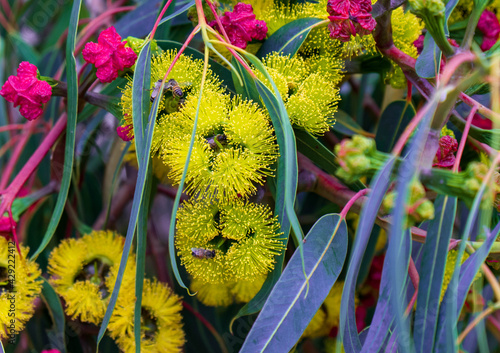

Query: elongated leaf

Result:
[232,56,259,102]
[233,53,301,321]
[31,0,81,258]
[376,101,415,153]
[414,195,457,353]
[435,187,500,351]
[257,18,323,58]
[40,279,66,353]
[97,42,157,348]
[132,41,151,164]
[158,1,195,26]
[415,33,441,79]
[449,113,500,146]
[240,214,348,353]
[383,95,437,353]
[341,158,396,353]
[333,109,373,137]
[8,32,40,65]
[294,128,365,191]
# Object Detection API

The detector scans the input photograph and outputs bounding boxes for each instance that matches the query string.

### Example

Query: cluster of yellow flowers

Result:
[48,231,185,353]
[120,50,285,306]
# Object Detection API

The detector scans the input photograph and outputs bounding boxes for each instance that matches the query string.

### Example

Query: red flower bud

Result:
[0,62,52,121]
[433,135,458,169]
[82,26,137,83]
[327,0,377,42]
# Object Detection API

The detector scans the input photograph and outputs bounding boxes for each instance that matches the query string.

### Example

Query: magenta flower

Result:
[0,62,52,121]
[209,3,268,49]
[433,135,458,169]
[116,124,134,141]
[41,350,61,353]
[477,10,500,51]
[82,26,137,83]
[327,0,377,42]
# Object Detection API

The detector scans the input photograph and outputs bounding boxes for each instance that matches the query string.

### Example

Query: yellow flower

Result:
[190,275,266,307]
[303,281,348,338]
[48,230,136,324]
[386,8,424,88]
[161,91,278,201]
[108,279,185,353]
[0,238,42,339]
[176,199,284,284]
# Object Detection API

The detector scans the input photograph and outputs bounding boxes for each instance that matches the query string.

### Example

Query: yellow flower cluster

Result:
[255,52,343,135]
[176,199,284,284]
[0,238,42,339]
[48,231,185,352]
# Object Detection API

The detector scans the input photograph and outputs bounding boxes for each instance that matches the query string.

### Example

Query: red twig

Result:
[453,106,477,172]
[205,0,231,44]
[150,0,174,39]
[0,114,68,218]
[340,189,370,219]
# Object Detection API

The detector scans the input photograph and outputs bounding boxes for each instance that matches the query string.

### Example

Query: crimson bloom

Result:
[209,3,267,49]
[477,10,500,51]
[0,62,52,121]
[116,124,133,141]
[82,26,137,83]
[327,0,377,42]
[433,135,458,169]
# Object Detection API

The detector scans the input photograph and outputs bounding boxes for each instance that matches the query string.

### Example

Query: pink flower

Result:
[414,34,425,55]
[209,3,268,49]
[0,62,52,121]
[41,350,61,353]
[477,10,500,51]
[327,0,377,42]
[116,124,134,141]
[82,26,137,83]
[0,216,16,239]
[433,135,458,169]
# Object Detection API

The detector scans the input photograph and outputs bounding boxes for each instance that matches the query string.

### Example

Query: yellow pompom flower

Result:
[441,249,483,302]
[176,199,284,284]
[190,275,266,307]
[303,281,349,338]
[286,72,341,135]
[108,278,185,353]
[48,230,136,325]
[0,238,42,339]
[160,91,278,201]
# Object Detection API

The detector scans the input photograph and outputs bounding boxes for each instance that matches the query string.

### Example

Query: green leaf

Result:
[31,0,81,259]
[231,56,259,102]
[233,53,302,320]
[415,33,441,79]
[240,214,348,353]
[257,18,324,58]
[7,32,40,65]
[97,42,156,348]
[158,1,195,27]
[332,109,374,137]
[294,128,365,191]
[40,279,67,353]
[375,100,416,153]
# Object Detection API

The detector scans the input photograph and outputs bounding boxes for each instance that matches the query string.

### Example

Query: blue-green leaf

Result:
[257,18,324,58]
[376,101,415,153]
[40,279,66,353]
[31,0,81,259]
[240,214,348,353]
[414,195,457,353]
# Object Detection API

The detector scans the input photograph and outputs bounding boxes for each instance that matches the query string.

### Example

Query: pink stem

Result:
[453,106,477,172]
[439,52,476,87]
[405,291,418,316]
[0,124,32,133]
[340,188,370,219]
[459,92,500,122]
[150,0,174,40]
[0,135,20,159]
[0,121,36,190]
[392,102,429,156]
[206,0,231,44]
[0,114,68,217]
[162,24,201,80]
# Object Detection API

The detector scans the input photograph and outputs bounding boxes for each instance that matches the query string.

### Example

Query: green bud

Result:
[125,36,160,56]
[416,200,435,222]
[409,0,445,17]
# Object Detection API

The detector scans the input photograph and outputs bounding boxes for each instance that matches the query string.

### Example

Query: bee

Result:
[191,248,216,259]
[150,79,191,103]
[206,134,228,150]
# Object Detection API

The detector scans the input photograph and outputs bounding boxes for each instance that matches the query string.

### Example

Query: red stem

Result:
[0,114,67,217]
[206,0,231,44]
[340,188,369,219]
[162,24,201,80]
[149,0,174,39]
[0,121,36,190]
[453,106,477,172]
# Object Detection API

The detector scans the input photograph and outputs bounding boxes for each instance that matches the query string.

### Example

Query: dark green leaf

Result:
[332,109,374,137]
[240,214,348,353]
[231,56,259,101]
[40,279,66,353]
[257,18,323,58]
[31,0,81,259]
[8,32,40,65]
[375,100,416,153]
